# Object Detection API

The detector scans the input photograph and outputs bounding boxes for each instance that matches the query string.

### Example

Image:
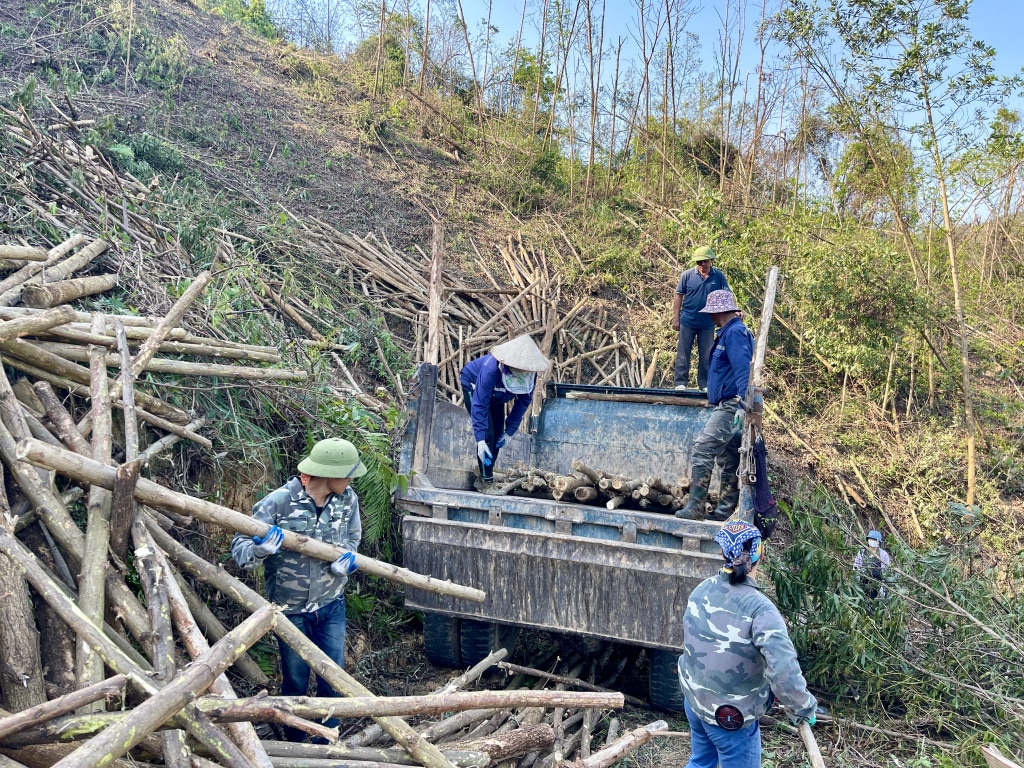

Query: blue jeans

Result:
[279,598,347,741]
[675,325,715,388]
[684,698,762,768]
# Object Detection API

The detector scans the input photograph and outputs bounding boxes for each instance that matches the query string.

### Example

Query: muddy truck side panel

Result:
[396,364,725,707]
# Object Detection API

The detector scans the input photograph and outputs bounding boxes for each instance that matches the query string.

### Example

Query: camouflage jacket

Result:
[678,571,817,727]
[231,477,362,614]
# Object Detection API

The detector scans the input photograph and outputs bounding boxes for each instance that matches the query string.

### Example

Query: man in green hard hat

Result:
[672,245,730,391]
[232,437,364,741]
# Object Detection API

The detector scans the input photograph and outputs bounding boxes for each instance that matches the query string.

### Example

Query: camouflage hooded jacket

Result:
[231,476,362,614]
[678,571,817,727]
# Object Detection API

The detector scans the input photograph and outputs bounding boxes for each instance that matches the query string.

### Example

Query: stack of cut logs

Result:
[489,459,690,514]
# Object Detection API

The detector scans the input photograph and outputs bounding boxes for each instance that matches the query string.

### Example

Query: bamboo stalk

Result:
[18,438,484,602]
[261,742,489,768]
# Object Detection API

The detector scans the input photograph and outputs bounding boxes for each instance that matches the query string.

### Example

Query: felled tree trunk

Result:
[454,723,555,763]
[21,274,119,309]
[0,469,45,713]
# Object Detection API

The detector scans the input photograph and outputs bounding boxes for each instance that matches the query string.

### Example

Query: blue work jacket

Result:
[706,316,754,406]
[459,354,534,442]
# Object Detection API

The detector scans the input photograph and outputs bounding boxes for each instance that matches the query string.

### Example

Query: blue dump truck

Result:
[396,363,725,711]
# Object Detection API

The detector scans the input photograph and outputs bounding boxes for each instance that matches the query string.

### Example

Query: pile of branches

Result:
[271,217,655,401]
[489,459,690,515]
[338,648,674,768]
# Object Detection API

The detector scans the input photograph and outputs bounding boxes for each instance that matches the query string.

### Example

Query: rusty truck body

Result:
[395,362,726,710]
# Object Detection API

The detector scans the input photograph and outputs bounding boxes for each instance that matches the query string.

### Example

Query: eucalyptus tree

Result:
[777,0,1022,505]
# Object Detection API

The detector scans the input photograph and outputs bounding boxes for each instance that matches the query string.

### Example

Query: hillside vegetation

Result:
[2,0,1024,765]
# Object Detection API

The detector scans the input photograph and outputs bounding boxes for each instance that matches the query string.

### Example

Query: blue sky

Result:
[463,0,1024,81]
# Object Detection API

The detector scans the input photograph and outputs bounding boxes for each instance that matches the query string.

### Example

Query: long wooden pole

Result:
[0,675,127,741]
[198,689,623,721]
[799,721,826,768]
[143,518,460,768]
[0,306,77,343]
[141,526,274,768]
[17,438,485,603]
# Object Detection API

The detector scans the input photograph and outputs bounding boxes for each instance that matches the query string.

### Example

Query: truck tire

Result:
[422,613,461,668]
[648,649,685,713]
[459,620,520,666]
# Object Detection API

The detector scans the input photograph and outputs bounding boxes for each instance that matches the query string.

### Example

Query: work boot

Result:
[675,467,711,520]
[709,474,740,521]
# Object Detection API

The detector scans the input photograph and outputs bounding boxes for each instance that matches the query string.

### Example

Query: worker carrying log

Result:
[459,333,550,492]
[231,437,364,741]
[678,521,818,767]
[676,289,756,521]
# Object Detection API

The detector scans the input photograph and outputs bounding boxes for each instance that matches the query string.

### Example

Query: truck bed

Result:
[396,364,725,652]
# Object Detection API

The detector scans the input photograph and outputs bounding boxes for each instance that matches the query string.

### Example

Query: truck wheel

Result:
[459,620,520,666]
[648,649,685,713]
[422,613,461,668]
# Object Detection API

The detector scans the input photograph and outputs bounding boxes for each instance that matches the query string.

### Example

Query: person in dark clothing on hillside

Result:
[675,289,754,521]
[459,334,550,492]
[672,245,730,391]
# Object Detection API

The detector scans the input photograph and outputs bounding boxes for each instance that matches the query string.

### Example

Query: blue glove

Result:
[791,712,816,727]
[496,432,512,449]
[807,713,816,727]
[331,551,358,576]
[252,525,284,557]
[477,440,493,466]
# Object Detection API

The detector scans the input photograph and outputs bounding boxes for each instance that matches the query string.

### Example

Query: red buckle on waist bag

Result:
[715,705,744,730]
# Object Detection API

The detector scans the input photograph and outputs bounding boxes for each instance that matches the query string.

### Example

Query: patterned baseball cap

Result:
[715,520,762,563]
[699,289,741,314]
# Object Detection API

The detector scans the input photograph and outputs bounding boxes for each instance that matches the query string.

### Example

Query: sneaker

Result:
[674,385,688,391]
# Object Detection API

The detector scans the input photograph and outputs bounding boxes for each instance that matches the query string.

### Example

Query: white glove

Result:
[477,440,493,464]
[252,526,283,557]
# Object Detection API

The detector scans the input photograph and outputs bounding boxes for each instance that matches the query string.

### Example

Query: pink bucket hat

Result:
[699,289,741,314]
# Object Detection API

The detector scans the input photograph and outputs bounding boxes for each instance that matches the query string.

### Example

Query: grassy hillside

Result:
[2,0,1024,764]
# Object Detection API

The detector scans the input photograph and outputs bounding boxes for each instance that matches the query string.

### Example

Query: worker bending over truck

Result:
[459,334,550,491]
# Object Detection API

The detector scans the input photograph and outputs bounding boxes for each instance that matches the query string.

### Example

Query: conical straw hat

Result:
[490,334,550,372]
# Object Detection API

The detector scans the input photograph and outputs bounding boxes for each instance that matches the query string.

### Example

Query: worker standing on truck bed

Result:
[231,438,364,742]
[678,521,817,768]
[676,289,755,521]
[459,334,550,492]
[672,245,730,391]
